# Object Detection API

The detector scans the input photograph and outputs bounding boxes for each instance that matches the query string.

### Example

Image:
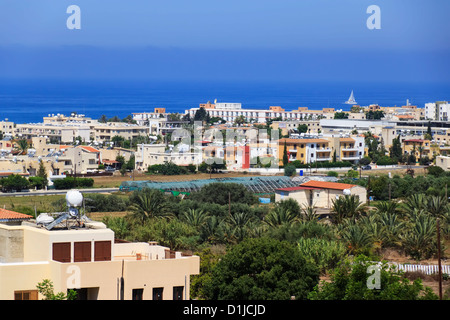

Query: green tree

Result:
[203,237,320,300]
[0,174,30,192]
[334,112,349,119]
[389,135,402,163]
[282,141,289,166]
[36,279,77,300]
[188,183,257,206]
[128,188,168,221]
[308,255,437,300]
[284,164,296,177]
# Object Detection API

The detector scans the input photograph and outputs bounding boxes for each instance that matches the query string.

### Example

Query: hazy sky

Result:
[0,0,448,82]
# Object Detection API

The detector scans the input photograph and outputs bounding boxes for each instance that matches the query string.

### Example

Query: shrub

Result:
[327,171,339,177]
[284,164,297,177]
[53,177,94,190]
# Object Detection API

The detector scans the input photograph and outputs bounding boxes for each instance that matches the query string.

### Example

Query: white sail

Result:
[345,90,357,105]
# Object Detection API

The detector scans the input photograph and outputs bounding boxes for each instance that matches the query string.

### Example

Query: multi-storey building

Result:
[277,138,333,165]
[425,101,450,121]
[185,102,328,124]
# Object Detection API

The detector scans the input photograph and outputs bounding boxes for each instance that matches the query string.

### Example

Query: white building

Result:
[425,101,450,121]
[186,104,324,124]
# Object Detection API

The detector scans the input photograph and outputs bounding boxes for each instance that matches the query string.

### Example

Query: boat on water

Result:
[345,90,357,105]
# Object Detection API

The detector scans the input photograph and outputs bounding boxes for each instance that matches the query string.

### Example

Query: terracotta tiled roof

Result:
[276,186,319,192]
[0,208,33,221]
[300,180,357,190]
[79,146,100,153]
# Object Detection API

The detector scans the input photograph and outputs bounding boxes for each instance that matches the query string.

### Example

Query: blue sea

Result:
[0,79,448,124]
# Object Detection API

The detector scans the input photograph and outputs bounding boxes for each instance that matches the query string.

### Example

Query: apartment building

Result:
[0,206,199,300]
[93,123,148,143]
[278,138,333,165]
[271,120,321,136]
[134,144,202,170]
[425,101,450,121]
[132,109,188,136]
[57,146,100,174]
[15,122,92,144]
[328,136,366,163]
[0,119,15,138]
[185,102,327,124]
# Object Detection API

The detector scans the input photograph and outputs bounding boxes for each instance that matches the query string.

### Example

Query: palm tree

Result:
[263,207,298,228]
[338,221,372,255]
[300,204,319,222]
[129,189,167,221]
[426,195,448,219]
[200,216,225,244]
[15,139,29,155]
[181,208,209,228]
[400,213,437,260]
[224,211,255,243]
[331,195,366,224]
[358,213,387,251]
[402,193,428,215]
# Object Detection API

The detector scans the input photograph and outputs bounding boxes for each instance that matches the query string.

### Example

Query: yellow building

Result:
[0,199,200,300]
[278,138,332,165]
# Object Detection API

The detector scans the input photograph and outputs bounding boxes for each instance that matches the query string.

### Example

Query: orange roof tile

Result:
[79,146,100,153]
[0,208,33,221]
[340,138,355,142]
[300,180,357,190]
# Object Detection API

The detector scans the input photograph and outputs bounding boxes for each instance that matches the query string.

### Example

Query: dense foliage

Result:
[94,178,450,300]
[202,238,320,300]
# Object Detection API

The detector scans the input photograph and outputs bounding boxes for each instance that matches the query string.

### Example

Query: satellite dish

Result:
[343,189,351,196]
[66,189,83,207]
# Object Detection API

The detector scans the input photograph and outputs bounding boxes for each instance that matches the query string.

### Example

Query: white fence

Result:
[393,263,450,275]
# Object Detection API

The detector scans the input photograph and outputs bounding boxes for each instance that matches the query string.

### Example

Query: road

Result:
[0,188,120,197]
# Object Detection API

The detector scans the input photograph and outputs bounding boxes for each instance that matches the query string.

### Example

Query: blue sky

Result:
[0,0,449,82]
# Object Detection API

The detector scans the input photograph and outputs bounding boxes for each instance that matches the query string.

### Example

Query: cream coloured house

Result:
[0,205,199,300]
[275,180,367,209]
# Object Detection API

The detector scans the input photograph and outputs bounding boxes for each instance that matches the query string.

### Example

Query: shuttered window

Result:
[74,242,91,262]
[53,242,71,263]
[94,241,111,261]
[14,290,38,300]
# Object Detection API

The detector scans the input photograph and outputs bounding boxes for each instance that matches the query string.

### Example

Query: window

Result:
[53,242,71,263]
[153,288,164,300]
[173,286,184,300]
[74,242,91,262]
[132,289,144,300]
[15,290,38,300]
[94,241,111,261]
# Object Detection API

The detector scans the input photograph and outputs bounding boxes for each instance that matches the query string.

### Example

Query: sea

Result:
[0,79,448,124]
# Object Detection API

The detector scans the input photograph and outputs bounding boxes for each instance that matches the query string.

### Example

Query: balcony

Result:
[342,155,360,161]
[316,156,332,161]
